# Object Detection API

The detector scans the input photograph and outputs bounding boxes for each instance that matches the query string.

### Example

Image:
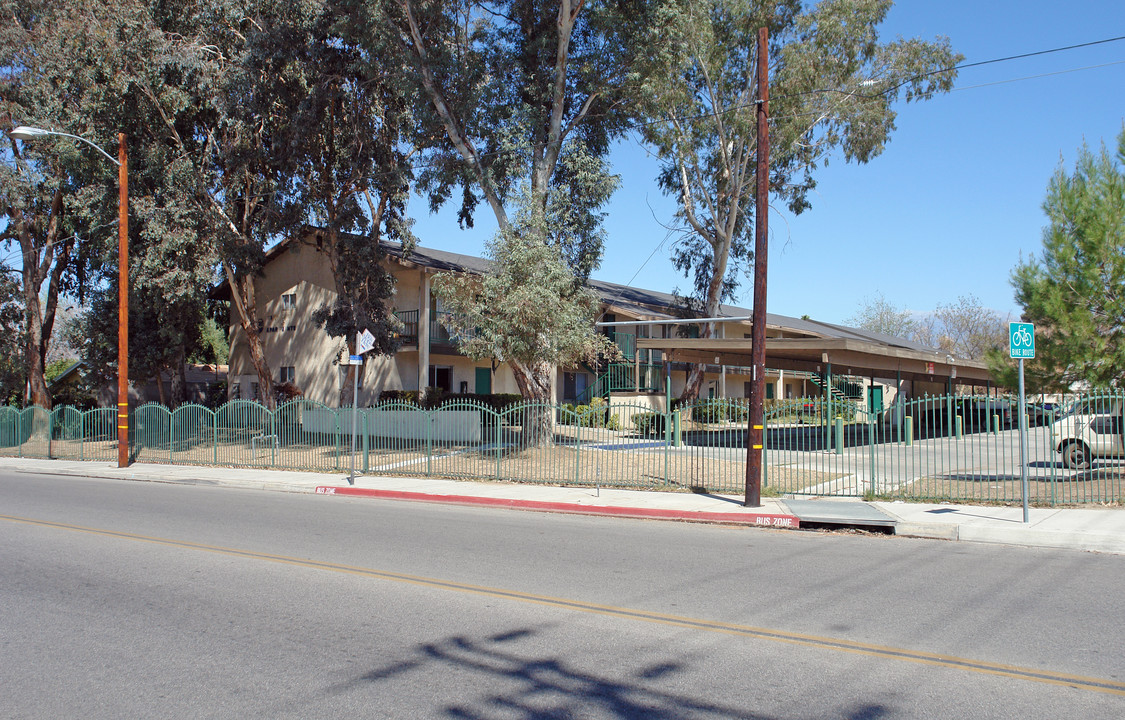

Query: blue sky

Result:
[410,1,1125,326]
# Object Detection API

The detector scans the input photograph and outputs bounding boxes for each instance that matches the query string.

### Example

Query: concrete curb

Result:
[315,485,803,528]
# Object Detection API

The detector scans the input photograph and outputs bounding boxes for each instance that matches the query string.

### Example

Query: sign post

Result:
[1009,322,1035,523]
[349,329,378,485]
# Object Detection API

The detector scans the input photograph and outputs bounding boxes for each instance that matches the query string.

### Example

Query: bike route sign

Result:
[1009,322,1035,359]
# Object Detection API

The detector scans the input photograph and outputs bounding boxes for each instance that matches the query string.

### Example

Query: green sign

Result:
[1009,322,1035,359]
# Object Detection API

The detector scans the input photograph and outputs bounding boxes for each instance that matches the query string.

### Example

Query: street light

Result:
[9,125,130,468]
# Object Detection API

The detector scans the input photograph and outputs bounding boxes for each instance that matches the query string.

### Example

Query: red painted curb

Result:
[314,486,800,528]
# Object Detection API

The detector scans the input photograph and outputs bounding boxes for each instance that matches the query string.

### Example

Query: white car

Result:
[1050,398,1124,470]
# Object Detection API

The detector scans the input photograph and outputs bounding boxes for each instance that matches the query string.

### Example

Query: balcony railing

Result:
[392,310,476,352]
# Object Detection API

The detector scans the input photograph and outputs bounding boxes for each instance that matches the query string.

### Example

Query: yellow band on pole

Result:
[752,444,763,449]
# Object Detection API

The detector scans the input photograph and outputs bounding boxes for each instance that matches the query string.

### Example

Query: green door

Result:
[868,386,884,414]
[475,367,491,394]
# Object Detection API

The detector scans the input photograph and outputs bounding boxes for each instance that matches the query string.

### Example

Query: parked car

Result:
[1050,398,1124,470]
[1026,401,1060,427]
[957,399,1013,430]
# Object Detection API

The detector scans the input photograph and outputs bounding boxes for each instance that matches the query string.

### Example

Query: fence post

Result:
[425,411,433,476]
[905,416,913,447]
[270,408,277,468]
[834,416,843,455]
[362,410,369,473]
[946,394,954,438]
[575,409,582,486]
[495,407,502,481]
[955,415,963,439]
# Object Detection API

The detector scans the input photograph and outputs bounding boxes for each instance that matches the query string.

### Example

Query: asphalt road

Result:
[2,470,1123,719]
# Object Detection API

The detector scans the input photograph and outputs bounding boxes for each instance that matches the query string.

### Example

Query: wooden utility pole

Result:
[745,27,769,507]
[117,133,129,468]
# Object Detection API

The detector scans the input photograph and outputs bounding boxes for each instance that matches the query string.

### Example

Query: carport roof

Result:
[637,336,993,384]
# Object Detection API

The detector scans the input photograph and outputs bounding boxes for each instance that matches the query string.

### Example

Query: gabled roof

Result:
[234,229,948,357]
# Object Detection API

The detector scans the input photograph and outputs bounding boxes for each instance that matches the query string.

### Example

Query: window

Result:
[251,382,260,400]
[428,366,453,393]
[279,366,295,384]
[281,292,296,310]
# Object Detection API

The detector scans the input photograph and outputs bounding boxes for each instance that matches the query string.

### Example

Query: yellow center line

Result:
[5,513,1123,697]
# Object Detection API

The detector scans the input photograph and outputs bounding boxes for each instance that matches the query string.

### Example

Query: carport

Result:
[636,336,995,396]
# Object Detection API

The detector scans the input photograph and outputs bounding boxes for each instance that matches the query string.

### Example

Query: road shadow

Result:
[323,627,892,719]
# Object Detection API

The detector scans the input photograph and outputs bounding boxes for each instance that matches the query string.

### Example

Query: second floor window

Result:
[281,292,297,310]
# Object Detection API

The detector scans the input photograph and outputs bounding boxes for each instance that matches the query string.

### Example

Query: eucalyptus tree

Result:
[636,0,961,399]
[110,0,417,409]
[0,0,125,408]
[281,4,418,405]
[0,267,25,403]
[358,0,647,407]
[434,175,621,444]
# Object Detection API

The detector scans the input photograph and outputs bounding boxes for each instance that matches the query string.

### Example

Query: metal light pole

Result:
[9,126,130,467]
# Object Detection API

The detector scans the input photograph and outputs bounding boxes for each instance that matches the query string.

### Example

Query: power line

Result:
[386,34,1125,183]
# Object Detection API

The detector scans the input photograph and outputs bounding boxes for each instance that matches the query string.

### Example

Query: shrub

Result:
[632,411,666,436]
[728,401,749,422]
[694,400,727,424]
[379,389,422,405]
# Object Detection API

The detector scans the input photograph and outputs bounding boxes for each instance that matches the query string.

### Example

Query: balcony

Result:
[393,310,476,353]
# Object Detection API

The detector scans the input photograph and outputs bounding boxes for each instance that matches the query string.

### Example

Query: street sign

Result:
[357,328,376,355]
[1009,322,1035,359]
[348,354,363,365]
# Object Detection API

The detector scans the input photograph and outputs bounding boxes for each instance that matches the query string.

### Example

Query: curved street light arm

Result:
[9,126,120,167]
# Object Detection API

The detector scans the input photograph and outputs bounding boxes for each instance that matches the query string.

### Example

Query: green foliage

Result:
[192,317,230,366]
[1004,129,1125,390]
[694,399,729,424]
[634,0,961,369]
[44,358,76,383]
[382,0,645,278]
[0,269,26,404]
[632,411,667,436]
[433,189,622,401]
[377,390,523,412]
[203,381,228,410]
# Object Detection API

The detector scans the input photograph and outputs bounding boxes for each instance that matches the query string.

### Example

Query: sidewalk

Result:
[2,457,1123,555]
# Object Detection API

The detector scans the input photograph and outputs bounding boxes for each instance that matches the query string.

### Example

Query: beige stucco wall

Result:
[229,240,514,407]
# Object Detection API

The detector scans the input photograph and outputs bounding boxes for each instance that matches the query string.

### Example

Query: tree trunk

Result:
[169,345,187,408]
[510,358,555,447]
[155,370,168,407]
[13,188,68,410]
[22,280,49,408]
[242,317,274,408]
[223,264,275,409]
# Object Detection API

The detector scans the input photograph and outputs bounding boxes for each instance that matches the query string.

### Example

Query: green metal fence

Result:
[2,394,1123,504]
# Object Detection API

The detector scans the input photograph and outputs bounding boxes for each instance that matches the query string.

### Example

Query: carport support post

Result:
[946,377,953,439]
[825,363,832,451]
